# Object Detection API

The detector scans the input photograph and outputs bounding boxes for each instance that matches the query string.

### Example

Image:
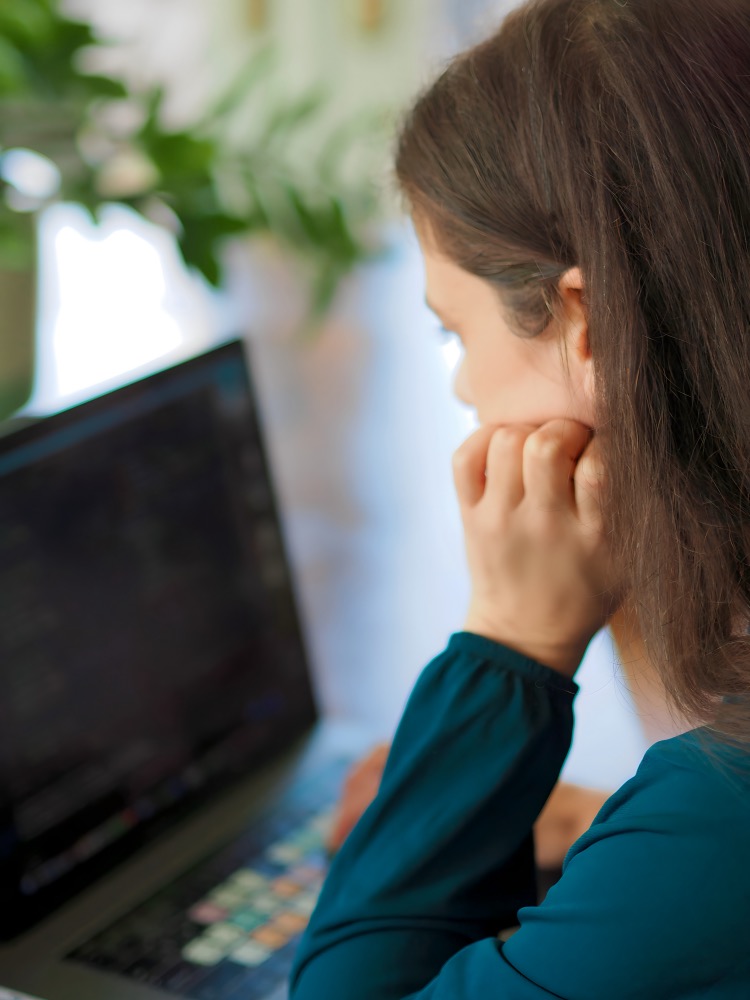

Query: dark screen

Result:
[0,342,318,937]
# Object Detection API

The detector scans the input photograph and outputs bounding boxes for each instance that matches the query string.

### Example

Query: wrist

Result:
[461,614,587,680]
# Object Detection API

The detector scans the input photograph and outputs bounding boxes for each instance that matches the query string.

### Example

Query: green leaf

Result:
[51,19,98,61]
[325,196,362,261]
[202,44,276,125]
[176,211,249,285]
[283,185,324,246]
[309,260,343,321]
[0,37,29,94]
[0,0,381,316]
[241,172,271,229]
[139,129,216,180]
[0,209,35,270]
[0,0,56,48]
[316,105,388,184]
[3,6,107,104]
[141,86,166,137]
[73,74,128,100]
[260,89,327,142]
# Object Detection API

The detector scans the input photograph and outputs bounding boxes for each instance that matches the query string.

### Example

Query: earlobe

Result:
[576,324,592,362]
[570,321,595,397]
[577,331,597,420]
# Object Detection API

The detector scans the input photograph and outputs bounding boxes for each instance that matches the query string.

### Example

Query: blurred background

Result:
[0,0,648,791]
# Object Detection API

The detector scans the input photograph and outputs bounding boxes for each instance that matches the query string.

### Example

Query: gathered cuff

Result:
[448,631,580,698]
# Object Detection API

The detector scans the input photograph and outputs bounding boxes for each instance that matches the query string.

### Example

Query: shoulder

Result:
[502,729,750,998]
[583,726,750,836]
[565,726,750,891]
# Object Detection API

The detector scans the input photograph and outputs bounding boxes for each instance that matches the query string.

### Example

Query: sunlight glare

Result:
[439,338,462,374]
[53,223,182,396]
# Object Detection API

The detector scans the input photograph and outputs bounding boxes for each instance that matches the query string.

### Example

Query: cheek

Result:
[471,350,588,426]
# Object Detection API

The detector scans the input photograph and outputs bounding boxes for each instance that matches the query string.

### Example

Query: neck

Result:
[608,599,691,744]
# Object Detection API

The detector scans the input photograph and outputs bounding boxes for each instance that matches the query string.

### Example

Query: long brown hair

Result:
[396,0,750,750]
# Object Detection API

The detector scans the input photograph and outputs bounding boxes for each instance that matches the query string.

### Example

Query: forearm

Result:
[290,632,579,1000]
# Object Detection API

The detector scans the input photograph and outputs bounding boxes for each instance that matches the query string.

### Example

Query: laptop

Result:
[0,340,375,1000]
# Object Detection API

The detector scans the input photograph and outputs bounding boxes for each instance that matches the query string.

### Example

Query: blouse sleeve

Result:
[290,631,750,998]
[288,631,579,999]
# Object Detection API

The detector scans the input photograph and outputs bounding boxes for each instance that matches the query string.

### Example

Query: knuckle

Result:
[488,425,526,456]
[576,455,604,491]
[525,431,561,463]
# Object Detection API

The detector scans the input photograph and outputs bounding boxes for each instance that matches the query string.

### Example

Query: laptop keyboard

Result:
[67,759,348,1000]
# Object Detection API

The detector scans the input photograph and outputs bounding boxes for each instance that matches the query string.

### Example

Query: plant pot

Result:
[0,212,37,422]
[0,263,36,421]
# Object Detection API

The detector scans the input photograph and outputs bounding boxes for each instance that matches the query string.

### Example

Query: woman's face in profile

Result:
[418,229,596,432]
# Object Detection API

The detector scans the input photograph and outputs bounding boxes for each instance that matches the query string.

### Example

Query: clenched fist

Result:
[456,419,622,677]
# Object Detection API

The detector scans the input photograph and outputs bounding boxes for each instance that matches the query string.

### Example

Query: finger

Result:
[522,419,593,511]
[573,435,606,528]
[327,789,371,851]
[342,744,389,790]
[327,800,360,851]
[452,424,499,506]
[326,808,346,852]
[328,743,389,852]
[361,743,390,773]
[482,424,536,509]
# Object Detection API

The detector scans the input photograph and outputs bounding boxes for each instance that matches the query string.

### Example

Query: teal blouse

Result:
[289,631,750,998]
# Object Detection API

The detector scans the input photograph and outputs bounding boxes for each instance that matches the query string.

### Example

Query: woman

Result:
[289,0,750,996]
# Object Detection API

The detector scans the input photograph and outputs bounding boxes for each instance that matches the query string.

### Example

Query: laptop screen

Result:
[0,341,319,938]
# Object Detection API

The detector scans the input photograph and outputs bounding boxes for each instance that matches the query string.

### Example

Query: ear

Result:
[558,267,596,407]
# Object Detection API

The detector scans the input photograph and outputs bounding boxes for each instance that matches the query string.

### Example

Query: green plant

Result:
[0,0,384,313]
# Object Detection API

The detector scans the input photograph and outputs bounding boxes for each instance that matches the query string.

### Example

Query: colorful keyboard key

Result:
[188,901,229,925]
[230,908,266,932]
[251,925,290,950]
[181,937,226,967]
[271,877,303,899]
[231,939,272,968]
[273,911,309,935]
